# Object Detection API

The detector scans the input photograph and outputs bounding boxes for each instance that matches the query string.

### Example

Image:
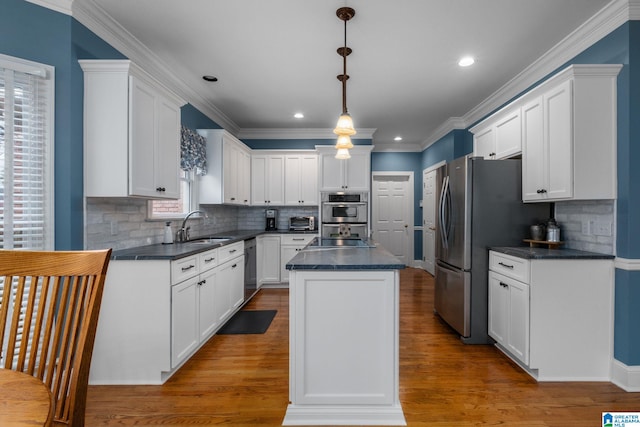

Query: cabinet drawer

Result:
[198,248,218,271]
[489,251,530,283]
[218,241,244,264]
[281,234,316,246]
[171,255,199,283]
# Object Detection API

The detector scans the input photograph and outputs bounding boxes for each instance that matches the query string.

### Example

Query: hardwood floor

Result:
[85,268,637,426]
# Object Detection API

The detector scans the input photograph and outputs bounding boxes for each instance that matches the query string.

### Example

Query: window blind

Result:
[0,58,53,250]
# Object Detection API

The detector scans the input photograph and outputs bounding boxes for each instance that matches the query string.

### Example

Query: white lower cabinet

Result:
[488,270,529,365]
[170,244,244,369]
[280,235,316,283]
[90,241,245,385]
[257,235,281,285]
[488,250,613,381]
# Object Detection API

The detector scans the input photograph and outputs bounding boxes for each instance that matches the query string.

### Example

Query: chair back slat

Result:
[0,249,111,427]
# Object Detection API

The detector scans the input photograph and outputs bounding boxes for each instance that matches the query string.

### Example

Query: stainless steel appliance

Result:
[244,238,257,302]
[321,192,368,223]
[434,156,550,344]
[320,192,368,239]
[265,209,278,231]
[289,216,316,231]
[321,223,367,239]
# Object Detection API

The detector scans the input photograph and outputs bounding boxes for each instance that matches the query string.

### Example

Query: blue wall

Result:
[181,104,221,130]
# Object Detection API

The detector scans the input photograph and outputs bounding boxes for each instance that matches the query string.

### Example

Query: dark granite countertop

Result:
[490,246,615,260]
[286,238,406,271]
[111,229,318,260]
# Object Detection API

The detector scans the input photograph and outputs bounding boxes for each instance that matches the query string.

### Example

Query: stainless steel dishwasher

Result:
[244,238,257,302]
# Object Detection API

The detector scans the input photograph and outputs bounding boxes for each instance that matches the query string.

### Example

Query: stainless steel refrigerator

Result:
[434,156,550,344]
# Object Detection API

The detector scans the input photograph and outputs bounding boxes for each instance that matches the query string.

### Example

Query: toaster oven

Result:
[289,216,315,231]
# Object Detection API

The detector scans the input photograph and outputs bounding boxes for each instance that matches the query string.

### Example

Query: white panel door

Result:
[422,169,437,275]
[372,175,410,265]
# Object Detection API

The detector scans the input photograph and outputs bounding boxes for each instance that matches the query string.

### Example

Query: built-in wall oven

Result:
[320,192,368,238]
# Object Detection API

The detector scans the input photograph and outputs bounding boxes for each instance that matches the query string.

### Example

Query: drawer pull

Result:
[231,264,237,269]
[293,238,305,241]
[181,265,195,272]
[204,257,215,263]
[229,249,237,253]
[498,262,514,269]
[499,281,509,288]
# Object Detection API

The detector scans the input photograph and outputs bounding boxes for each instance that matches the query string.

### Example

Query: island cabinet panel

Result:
[285,269,405,425]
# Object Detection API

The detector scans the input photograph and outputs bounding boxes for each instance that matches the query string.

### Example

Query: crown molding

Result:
[71,0,240,134]
[26,0,72,15]
[421,117,467,149]
[237,128,377,140]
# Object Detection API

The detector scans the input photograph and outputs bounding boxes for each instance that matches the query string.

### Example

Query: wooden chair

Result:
[0,249,112,427]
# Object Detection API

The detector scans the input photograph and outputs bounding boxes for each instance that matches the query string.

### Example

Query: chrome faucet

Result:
[176,210,207,242]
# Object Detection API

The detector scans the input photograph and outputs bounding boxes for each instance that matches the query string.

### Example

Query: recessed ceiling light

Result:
[458,56,475,67]
[294,113,304,119]
[202,75,218,82]
[394,136,403,142]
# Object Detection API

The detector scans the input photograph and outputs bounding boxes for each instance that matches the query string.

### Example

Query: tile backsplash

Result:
[554,199,615,255]
[85,198,319,250]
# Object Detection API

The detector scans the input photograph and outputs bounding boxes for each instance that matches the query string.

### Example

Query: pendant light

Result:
[333,7,356,159]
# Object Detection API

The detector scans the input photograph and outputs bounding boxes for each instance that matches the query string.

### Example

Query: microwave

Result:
[289,216,315,231]
[321,192,368,224]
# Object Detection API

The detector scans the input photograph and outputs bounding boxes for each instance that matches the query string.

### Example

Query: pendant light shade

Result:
[335,148,352,159]
[333,113,356,136]
[335,134,354,149]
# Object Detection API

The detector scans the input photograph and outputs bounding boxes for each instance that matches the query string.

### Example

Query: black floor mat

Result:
[217,310,277,334]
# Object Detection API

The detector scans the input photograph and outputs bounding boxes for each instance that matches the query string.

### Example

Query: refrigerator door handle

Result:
[436,260,460,275]
[438,175,449,250]
[440,175,451,249]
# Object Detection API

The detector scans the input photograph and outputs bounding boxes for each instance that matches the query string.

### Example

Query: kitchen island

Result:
[283,238,406,426]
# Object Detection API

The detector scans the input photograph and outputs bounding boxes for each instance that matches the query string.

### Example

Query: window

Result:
[148,169,197,219]
[0,54,54,250]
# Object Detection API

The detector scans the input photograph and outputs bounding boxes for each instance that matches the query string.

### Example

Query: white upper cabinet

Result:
[251,154,285,206]
[285,153,318,205]
[317,145,373,192]
[198,129,251,205]
[80,60,185,199]
[521,64,621,202]
[471,107,522,160]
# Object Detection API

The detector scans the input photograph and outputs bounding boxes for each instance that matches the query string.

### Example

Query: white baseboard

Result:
[612,359,640,392]
[411,260,424,269]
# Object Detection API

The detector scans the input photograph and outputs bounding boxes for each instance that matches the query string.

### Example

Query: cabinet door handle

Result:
[536,189,547,194]
[499,281,509,288]
[181,265,195,272]
[156,187,165,192]
[231,264,237,268]
[293,238,305,241]
[489,152,496,157]
[229,249,237,253]
[498,262,514,269]
[231,197,236,201]
[204,257,215,263]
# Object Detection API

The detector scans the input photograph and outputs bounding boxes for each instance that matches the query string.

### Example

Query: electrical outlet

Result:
[591,221,612,236]
[581,220,591,235]
[110,220,118,236]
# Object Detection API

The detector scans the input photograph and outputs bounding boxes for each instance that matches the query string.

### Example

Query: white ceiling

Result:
[70,0,615,150]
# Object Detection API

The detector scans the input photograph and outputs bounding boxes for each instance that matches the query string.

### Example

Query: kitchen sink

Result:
[184,237,232,245]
